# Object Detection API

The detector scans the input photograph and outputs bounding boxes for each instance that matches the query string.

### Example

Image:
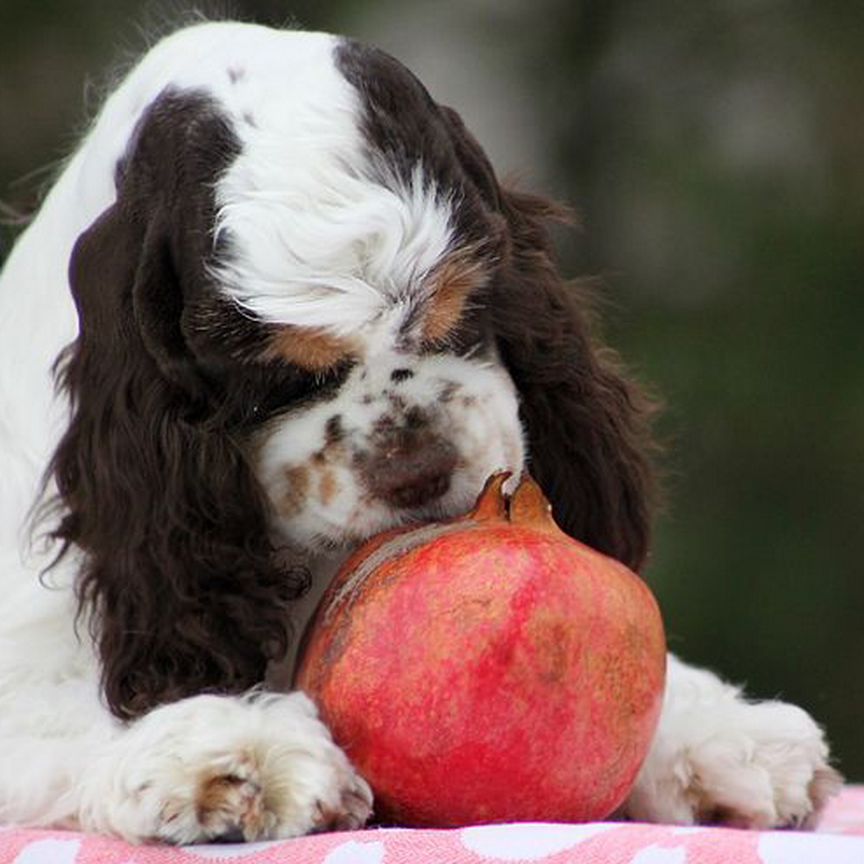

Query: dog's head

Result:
[50,24,655,716]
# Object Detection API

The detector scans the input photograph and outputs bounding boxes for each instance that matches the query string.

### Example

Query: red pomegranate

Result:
[295,473,666,827]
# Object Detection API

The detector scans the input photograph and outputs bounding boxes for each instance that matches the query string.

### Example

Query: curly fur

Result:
[0,20,838,843]
[495,188,656,571]
[45,91,308,718]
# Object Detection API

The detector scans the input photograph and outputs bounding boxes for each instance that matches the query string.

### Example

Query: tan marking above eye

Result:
[266,325,357,372]
[420,249,489,346]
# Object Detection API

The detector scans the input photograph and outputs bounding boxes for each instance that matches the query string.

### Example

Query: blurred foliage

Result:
[541,0,864,783]
[1,1,862,778]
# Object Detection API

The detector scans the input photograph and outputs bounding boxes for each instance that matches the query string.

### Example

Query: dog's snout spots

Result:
[361,428,458,510]
[312,415,347,466]
[404,406,427,429]
[390,368,414,383]
[280,466,310,517]
[438,381,459,403]
[325,415,344,444]
[318,468,340,505]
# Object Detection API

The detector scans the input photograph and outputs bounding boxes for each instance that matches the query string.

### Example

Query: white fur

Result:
[627,656,841,828]
[0,20,838,843]
[77,692,370,843]
[178,23,457,334]
[216,161,456,335]
[0,21,380,842]
[257,349,525,551]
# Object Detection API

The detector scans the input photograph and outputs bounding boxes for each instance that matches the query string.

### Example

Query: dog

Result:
[0,20,840,843]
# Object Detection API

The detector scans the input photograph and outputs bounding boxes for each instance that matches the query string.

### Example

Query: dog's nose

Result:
[362,428,458,509]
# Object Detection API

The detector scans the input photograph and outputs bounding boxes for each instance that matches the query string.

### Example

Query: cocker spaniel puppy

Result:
[0,20,840,843]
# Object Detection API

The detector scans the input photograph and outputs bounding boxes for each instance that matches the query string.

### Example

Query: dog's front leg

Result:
[622,654,841,828]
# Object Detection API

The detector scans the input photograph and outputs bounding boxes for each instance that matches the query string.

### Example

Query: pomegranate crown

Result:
[469,472,562,535]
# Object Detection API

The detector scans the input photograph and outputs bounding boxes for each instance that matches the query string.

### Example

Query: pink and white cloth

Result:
[3,786,863,864]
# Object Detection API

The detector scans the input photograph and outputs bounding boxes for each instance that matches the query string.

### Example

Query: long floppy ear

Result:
[49,93,307,720]
[494,190,658,572]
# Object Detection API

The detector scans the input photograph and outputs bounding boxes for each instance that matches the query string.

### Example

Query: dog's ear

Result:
[438,103,656,569]
[493,189,658,572]
[49,92,308,720]
[67,194,199,395]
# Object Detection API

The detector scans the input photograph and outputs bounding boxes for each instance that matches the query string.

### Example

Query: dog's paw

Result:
[79,692,372,844]
[623,659,842,829]
[147,740,371,844]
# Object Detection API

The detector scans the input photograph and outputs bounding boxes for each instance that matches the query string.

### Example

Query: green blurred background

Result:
[1,1,861,779]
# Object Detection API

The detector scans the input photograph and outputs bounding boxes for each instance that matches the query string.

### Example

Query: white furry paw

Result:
[623,657,842,829]
[79,692,372,844]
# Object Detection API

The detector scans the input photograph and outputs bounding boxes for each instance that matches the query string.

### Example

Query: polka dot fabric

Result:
[2,787,863,864]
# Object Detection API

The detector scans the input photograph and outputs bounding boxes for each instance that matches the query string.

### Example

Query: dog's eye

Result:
[426,304,490,358]
[251,360,352,420]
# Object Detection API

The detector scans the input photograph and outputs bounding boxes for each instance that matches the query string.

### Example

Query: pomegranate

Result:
[295,473,666,827]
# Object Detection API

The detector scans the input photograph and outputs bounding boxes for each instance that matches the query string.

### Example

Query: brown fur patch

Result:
[195,774,244,823]
[280,466,310,517]
[313,421,347,468]
[421,249,489,345]
[194,765,268,841]
[318,468,340,506]
[266,325,357,371]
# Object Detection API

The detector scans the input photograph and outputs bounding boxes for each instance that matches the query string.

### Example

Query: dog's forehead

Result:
[202,29,493,350]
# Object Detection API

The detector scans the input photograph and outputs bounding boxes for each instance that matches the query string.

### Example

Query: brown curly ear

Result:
[494,189,658,572]
[49,91,308,720]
